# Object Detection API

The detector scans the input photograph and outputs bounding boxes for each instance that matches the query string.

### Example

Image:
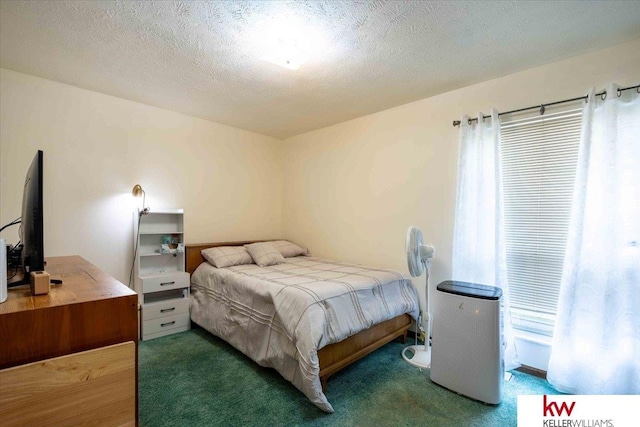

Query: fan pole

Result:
[401,265,432,368]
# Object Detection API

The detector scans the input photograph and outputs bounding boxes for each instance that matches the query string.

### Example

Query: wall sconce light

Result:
[131,184,150,216]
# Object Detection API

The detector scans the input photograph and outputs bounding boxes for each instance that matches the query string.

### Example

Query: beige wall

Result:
[0,69,283,284]
[2,38,639,295]
[281,38,640,303]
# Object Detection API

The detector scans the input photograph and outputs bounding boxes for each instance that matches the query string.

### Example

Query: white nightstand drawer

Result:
[142,312,190,336]
[143,298,189,321]
[141,272,190,293]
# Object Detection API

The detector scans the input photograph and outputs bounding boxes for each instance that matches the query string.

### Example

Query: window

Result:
[501,108,582,336]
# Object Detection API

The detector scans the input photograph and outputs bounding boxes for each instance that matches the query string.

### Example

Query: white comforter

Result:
[190,256,419,412]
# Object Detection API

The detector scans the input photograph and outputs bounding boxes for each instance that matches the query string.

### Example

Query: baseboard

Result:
[516,364,547,379]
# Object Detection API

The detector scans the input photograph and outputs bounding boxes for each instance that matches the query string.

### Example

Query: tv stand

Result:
[0,256,138,426]
[0,256,137,367]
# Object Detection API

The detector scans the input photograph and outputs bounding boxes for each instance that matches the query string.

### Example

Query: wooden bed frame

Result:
[185,241,412,390]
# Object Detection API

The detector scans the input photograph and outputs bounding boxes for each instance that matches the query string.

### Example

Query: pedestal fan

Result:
[402,226,436,368]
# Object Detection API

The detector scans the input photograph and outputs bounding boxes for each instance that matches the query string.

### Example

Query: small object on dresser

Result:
[30,271,50,295]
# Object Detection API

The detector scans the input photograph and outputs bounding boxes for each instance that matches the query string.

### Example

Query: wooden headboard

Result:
[185,240,271,276]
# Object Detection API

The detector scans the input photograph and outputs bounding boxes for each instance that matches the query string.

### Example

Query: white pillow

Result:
[244,242,286,267]
[201,246,253,268]
[269,240,309,258]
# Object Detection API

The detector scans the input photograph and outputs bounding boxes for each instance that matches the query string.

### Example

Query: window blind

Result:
[501,108,582,335]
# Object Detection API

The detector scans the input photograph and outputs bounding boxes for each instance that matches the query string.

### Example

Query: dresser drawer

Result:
[142,298,189,321]
[141,272,190,293]
[142,312,190,336]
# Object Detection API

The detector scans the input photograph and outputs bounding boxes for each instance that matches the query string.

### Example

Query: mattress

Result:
[190,256,419,412]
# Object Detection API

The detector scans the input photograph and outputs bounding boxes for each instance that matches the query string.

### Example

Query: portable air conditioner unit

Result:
[430,280,504,404]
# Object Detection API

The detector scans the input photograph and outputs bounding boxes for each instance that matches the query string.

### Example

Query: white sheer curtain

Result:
[547,84,640,394]
[452,109,520,371]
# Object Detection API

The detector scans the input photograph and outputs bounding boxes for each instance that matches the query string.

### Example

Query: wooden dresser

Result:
[0,256,138,426]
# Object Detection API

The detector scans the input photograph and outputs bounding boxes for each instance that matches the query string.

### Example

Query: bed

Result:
[186,241,419,413]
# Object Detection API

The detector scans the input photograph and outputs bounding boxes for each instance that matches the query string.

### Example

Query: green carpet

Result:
[139,328,558,426]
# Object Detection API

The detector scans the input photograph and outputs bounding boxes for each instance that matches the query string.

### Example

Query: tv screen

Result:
[20,150,45,279]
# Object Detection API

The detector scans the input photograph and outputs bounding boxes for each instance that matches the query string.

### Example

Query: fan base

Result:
[401,345,432,369]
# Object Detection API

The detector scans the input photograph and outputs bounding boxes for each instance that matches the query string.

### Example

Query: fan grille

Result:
[406,226,425,277]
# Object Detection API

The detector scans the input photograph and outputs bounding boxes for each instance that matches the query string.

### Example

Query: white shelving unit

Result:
[134,208,190,340]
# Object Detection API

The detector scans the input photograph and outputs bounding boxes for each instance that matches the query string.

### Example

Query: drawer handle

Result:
[160,307,175,313]
[160,281,176,286]
[161,321,176,327]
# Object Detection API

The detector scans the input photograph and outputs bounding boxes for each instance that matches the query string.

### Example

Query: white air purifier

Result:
[1,239,7,303]
[430,280,504,404]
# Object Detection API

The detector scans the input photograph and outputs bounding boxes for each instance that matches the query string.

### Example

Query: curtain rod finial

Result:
[453,120,461,127]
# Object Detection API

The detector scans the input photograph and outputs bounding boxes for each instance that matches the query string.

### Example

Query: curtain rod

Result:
[452,84,640,127]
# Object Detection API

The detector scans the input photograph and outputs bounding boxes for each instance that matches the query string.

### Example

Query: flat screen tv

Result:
[19,150,45,282]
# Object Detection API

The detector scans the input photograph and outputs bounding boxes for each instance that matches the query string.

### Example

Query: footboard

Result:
[318,313,412,390]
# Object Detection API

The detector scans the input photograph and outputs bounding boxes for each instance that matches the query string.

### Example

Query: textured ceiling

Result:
[1,1,640,139]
